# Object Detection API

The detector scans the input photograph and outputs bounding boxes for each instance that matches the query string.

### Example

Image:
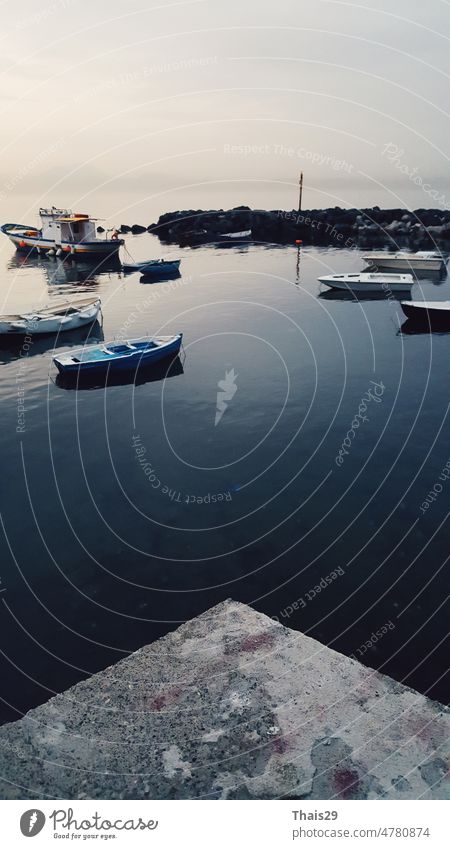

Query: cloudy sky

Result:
[0,0,448,224]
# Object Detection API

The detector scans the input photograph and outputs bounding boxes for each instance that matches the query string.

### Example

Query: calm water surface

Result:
[0,236,449,722]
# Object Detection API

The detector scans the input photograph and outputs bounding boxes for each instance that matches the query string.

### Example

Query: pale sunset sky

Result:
[0,0,448,226]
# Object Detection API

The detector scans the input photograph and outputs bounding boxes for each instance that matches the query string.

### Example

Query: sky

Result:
[0,0,448,226]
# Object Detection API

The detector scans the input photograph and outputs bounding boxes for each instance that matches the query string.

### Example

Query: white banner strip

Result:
[0,799,447,847]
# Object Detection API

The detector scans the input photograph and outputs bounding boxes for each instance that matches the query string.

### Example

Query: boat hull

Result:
[53,335,182,374]
[319,274,413,292]
[1,226,123,259]
[363,255,446,272]
[123,260,181,276]
[0,300,101,335]
[321,281,412,292]
[400,301,450,325]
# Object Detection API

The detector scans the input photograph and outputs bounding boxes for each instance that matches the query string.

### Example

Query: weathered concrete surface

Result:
[0,600,448,799]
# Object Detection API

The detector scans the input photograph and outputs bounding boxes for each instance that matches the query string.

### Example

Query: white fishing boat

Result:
[318,272,414,292]
[362,251,447,272]
[1,207,123,259]
[0,296,101,335]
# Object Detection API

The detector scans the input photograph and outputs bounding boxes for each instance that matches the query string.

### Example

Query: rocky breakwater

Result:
[133,206,450,249]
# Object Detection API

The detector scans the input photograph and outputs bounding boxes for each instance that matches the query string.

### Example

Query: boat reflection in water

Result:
[139,270,181,284]
[399,319,450,336]
[0,321,104,364]
[318,288,411,303]
[54,353,184,390]
[6,252,121,289]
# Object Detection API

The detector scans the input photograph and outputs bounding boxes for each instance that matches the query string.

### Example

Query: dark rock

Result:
[131,224,146,234]
[96,226,105,233]
[150,207,450,249]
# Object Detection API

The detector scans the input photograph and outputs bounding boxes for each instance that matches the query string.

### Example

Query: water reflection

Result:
[295,244,302,283]
[399,318,450,335]
[0,321,104,362]
[318,288,410,302]
[139,270,181,284]
[411,268,448,283]
[7,253,121,289]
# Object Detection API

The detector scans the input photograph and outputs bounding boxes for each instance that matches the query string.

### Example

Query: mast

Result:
[298,172,304,213]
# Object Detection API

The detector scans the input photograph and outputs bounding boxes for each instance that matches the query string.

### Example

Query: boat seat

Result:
[104,344,133,354]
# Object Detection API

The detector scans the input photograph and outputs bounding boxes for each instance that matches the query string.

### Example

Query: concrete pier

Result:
[0,600,448,799]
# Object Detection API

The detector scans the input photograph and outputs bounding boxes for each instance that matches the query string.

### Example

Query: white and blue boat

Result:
[53,334,182,374]
[122,259,181,277]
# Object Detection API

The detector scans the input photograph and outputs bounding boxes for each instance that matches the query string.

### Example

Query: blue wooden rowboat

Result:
[53,334,182,374]
[122,259,181,277]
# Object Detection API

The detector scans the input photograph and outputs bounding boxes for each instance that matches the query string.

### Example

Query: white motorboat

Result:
[1,207,123,259]
[362,251,447,272]
[0,296,101,335]
[318,272,414,292]
[401,300,450,325]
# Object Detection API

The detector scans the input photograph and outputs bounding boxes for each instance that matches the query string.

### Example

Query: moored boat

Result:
[0,296,101,335]
[400,300,450,325]
[218,229,252,242]
[1,207,124,259]
[318,272,414,292]
[55,354,184,389]
[362,251,447,273]
[53,334,183,374]
[122,258,181,277]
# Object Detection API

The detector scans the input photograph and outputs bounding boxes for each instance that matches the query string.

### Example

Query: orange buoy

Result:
[295,239,302,245]
[64,245,71,252]
[19,240,26,248]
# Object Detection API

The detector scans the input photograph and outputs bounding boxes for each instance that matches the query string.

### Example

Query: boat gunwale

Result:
[401,300,450,311]
[0,297,101,323]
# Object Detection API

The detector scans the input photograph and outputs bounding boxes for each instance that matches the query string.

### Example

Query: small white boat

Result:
[318,272,414,292]
[401,300,450,325]
[362,251,447,272]
[0,296,101,335]
[218,229,252,241]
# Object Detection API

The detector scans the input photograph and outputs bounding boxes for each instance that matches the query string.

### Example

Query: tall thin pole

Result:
[298,172,304,213]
